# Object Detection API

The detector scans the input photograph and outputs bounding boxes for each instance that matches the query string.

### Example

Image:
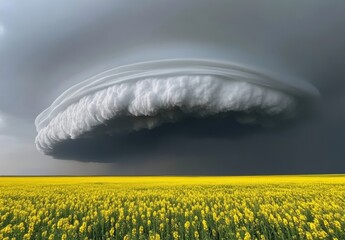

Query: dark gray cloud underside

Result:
[47,102,345,175]
[49,115,266,161]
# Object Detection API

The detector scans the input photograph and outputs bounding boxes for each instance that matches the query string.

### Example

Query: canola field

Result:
[0,176,344,240]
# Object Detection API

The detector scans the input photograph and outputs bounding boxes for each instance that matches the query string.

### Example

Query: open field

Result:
[0,176,344,240]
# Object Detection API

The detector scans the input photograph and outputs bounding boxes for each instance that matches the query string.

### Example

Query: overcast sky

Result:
[0,0,344,175]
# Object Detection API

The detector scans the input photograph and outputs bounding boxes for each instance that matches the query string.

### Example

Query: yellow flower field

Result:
[0,176,344,240]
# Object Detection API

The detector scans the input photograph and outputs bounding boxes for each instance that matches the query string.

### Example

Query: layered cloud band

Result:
[35,59,319,154]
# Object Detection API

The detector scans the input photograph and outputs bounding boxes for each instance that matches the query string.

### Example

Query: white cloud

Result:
[36,75,297,154]
[35,59,318,155]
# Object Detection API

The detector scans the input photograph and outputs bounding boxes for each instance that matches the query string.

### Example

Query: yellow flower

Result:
[194,231,200,239]
[173,231,179,240]
[306,232,313,240]
[244,232,251,240]
[23,234,31,240]
[184,221,190,230]
[283,218,288,226]
[139,226,144,234]
[334,221,341,229]
[149,234,160,240]
[202,220,208,231]
[123,234,130,240]
[160,223,164,231]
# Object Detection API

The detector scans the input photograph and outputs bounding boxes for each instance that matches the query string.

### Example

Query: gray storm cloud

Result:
[35,59,319,155]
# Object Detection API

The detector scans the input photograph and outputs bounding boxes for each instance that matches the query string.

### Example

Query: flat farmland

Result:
[0,176,344,240]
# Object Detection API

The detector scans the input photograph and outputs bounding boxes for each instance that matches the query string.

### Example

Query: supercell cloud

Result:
[35,59,318,158]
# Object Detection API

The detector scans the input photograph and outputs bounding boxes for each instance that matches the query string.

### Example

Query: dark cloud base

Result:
[46,110,340,175]
[38,97,345,175]
[48,99,318,161]
[50,114,266,161]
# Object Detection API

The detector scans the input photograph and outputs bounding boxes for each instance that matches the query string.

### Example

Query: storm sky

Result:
[0,0,344,175]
